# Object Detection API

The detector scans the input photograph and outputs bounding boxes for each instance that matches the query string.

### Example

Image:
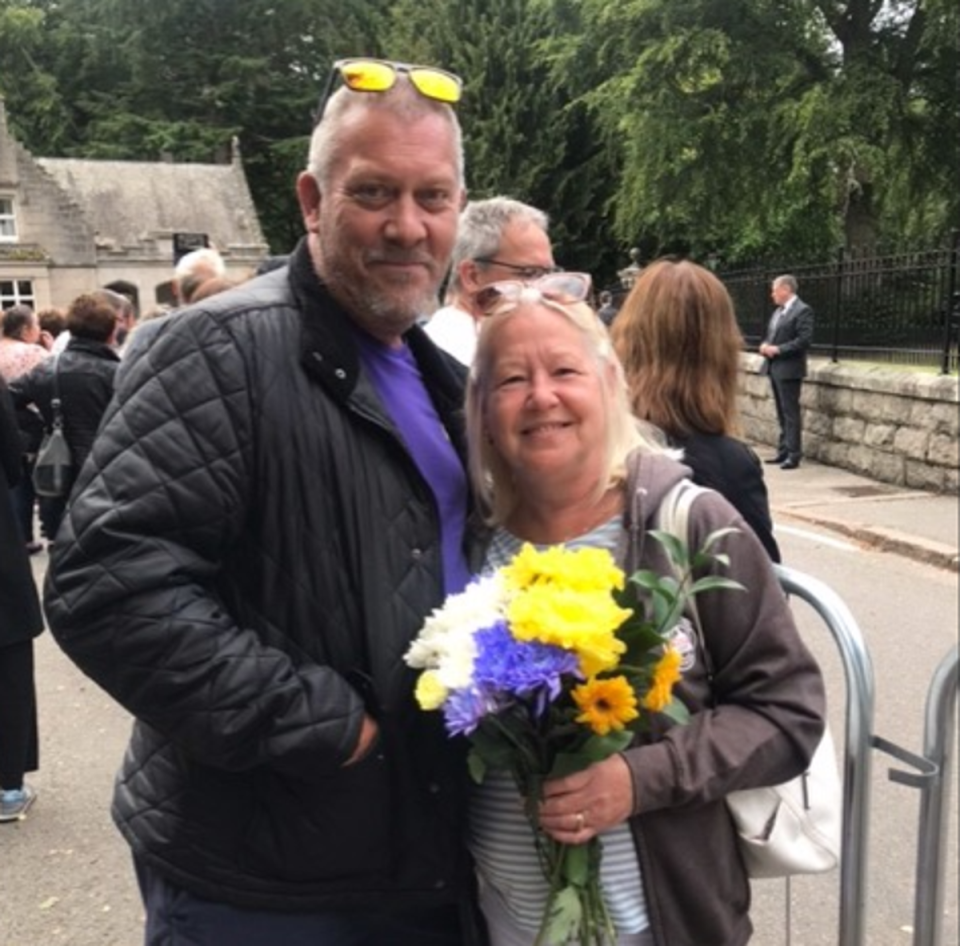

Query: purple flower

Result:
[473,623,580,715]
[443,687,503,736]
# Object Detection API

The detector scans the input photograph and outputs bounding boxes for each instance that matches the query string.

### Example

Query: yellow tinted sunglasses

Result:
[314,58,463,124]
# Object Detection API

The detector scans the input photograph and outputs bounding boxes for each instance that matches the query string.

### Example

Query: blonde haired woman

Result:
[465,273,822,945]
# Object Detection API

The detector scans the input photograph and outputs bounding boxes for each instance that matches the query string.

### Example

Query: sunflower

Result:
[642,647,683,712]
[572,676,639,736]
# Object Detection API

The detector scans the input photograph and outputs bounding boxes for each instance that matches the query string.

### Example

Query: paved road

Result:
[749,523,958,945]
[1,568,141,946]
[2,458,957,946]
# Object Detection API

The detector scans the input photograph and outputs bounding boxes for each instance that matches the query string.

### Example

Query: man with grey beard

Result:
[45,59,483,945]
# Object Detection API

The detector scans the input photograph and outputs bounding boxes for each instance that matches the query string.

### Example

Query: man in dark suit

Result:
[759,274,814,469]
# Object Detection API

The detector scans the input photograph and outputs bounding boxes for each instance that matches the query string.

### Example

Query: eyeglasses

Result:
[474,272,593,316]
[473,258,563,281]
[314,58,463,125]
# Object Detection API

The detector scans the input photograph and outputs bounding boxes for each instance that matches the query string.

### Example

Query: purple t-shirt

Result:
[354,330,470,596]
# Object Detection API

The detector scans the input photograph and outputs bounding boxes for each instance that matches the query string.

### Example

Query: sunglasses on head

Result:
[314,58,463,125]
[473,258,564,281]
[474,272,593,316]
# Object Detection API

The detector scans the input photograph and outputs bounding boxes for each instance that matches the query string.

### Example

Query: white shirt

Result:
[423,304,479,366]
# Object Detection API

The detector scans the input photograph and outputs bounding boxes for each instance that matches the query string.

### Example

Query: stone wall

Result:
[740,355,960,493]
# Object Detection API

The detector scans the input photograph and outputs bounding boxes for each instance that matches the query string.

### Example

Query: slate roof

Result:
[37,148,266,256]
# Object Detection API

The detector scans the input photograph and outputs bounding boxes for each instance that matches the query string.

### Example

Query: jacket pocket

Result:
[242,749,394,884]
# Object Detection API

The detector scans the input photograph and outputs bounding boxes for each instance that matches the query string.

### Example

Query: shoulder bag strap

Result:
[656,478,716,681]
[50,353,64,429]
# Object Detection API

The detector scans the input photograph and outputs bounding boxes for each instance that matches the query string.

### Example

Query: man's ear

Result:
[459,259,483,294]
[296,172,322,233]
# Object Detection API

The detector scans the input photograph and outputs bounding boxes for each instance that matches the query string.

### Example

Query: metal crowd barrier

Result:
[774,564,876,946]
[775,569,958,946]
[878,646,958,946]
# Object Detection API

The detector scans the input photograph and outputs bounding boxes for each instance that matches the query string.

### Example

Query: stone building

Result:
[0,97,268,316]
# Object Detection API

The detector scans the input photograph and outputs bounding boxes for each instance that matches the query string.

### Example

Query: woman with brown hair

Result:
[611,258,780,561]
[10,292,121,537]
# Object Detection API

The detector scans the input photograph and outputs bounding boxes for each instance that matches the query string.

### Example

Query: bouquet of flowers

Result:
[405,532,740,946]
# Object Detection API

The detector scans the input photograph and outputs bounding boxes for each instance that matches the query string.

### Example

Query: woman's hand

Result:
[538,754,634,842]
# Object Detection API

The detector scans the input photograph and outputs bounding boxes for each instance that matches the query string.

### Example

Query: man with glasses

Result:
[45,59,483,945]
[425,196,556,365]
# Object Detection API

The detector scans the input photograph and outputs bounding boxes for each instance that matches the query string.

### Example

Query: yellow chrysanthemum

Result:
[414,670,448,711]
[500,543,625,595]
[642,647,683,712]
[572,676,640,736]
[507,585,631,678]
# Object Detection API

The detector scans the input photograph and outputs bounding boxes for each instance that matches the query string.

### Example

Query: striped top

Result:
[468,519,649,936]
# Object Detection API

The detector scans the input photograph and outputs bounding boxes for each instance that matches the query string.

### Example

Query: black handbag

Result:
[32,355,74,498]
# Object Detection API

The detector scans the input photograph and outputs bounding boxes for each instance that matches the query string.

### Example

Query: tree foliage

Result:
[0,0,954,272]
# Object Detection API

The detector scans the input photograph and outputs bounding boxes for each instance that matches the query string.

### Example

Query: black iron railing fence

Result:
[719,230,960,374]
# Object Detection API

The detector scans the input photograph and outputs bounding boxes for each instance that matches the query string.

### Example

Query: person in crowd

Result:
[464,273,825,946]
[125,261,236,358]
[611,258,780,561]
[0,305,49,382]
[10,292,123,538]
[425,196,556,365]
[32,307,71,542]
[597,289,618,326]
[0,375,44,822]
[52,287,137,355]
[108,289,138,349]
[0,305,50,553]
[173,246,227,306]
[137,304,174,324]
[38,307,68,350]
[189,274,247,303]
[759,274,814,469]
[45,60,485,945]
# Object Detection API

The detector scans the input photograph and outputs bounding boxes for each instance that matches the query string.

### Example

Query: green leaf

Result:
[544,885,582,945]
[647,529,691,569]
[467,749,487,785]
[618,620,670,657]
[561,843,591,886]
[627,567,681,593]
[548,730,633,779]
[697,527,741,555]
[660,697,691,725]
[470,723,524,771]
[689,575,745,595]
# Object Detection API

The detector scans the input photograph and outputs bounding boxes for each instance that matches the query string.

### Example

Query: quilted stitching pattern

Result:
[44,261,472,907]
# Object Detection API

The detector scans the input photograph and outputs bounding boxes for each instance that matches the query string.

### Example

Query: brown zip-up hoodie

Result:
[615,449,826,946]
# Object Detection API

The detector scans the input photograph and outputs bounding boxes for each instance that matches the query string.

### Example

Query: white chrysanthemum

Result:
[404,573,507,691]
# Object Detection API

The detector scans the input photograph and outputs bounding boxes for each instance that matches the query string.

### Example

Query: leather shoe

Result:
[765,454,788,465]
[780,459,800,470]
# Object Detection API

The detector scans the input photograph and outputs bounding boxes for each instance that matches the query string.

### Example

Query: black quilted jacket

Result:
[9,336,120,474]
[44,240,479,918]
